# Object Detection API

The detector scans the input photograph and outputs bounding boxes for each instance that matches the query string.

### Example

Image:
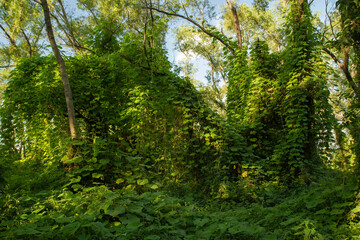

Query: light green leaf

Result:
[116,178,125,184]
[92,173,103,179]
[150,184,159,189]
[137,179,149,185]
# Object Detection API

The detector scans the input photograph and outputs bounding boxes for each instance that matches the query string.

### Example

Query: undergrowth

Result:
[1,161,360,240]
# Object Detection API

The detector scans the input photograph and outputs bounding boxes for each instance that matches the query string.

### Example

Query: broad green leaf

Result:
[61,222,81,235]
[120,214,142,232]
[116,178,125,184]
[137,179,149,185]
[150,184,159,189]
[92,173,103,179]
[105,206,126,217]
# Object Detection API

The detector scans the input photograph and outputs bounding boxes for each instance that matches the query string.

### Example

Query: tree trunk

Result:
[40,0,78,140]
[226,0,242,50]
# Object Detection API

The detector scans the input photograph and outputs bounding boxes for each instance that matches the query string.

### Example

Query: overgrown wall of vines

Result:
[0,55,230,190]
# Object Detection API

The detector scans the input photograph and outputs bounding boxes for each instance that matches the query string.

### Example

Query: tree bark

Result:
[226,0,242,50]
[40,0,78,140]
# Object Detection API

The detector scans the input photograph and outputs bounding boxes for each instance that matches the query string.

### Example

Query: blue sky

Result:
[0,0,336,79]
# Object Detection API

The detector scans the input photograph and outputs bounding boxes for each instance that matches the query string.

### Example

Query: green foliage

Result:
[336,0,360,166]
[0,53,225,189]
[336,0,360,50]
[225,0,334,182]
[0,1,359,240]
[0,0,43,63]
[0,184,263,240]
[222,2,285,52]
[275,0,333,179]
[1,166,359,239]
[253,0,269,12]
[227,48,253,123]
[345,101,360,168]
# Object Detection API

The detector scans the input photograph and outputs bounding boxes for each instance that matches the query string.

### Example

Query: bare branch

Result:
[0,65,15,68]
[149,0,155,49]
[325,0,337,41]
[60,44,96,54]
[57,0,80,47]
[180,0,190,19]
[323,47,344,71]
[210,69,220,94]
[47,0,84,52]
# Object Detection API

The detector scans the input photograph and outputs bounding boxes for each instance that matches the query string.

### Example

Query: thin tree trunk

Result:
[40,0,78,140]
[226,0,242,50]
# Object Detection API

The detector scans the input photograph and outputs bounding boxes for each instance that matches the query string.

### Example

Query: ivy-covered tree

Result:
[273,0,333,180]
[225,0,333,182]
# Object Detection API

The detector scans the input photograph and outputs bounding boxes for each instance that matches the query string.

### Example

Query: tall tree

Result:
[274,0,332,179]
[226,0,243,50]
[40,0,78,140]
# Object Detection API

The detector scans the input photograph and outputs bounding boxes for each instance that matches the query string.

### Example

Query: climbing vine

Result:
[225,0,333,182]
[0,53,226,190]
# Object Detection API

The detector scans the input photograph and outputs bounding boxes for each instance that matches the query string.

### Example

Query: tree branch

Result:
[47,1,82,53]
[180,0,190,19]
[207,54,227,84]
[325,0,337,41]
[0,24,17,48]
[20,27,33,57]
[248,15,283,51]
[218,61,227,84]
[57,0,83,50]
[0,65,15,68]
[34,23,46,46]
[146,6,235,55]
[323,47,360,99]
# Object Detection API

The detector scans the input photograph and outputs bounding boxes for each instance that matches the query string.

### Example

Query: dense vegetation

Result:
[0,0,359,239]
